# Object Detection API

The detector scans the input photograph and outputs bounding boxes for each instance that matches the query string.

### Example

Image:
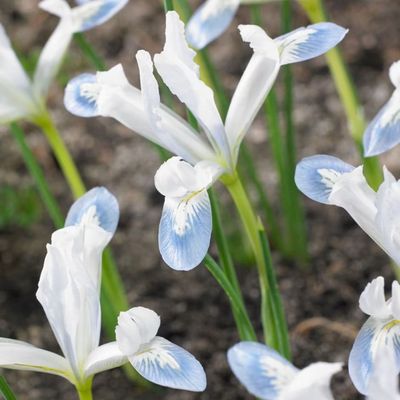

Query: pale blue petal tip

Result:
[363,101,400,157]
[132,339,207,392]
[295,154,354,204]
[65,187,120,234]
[279,22,348,64]
[348,319,376,395]
[79,0,129,32]
[228,342,297,400]
[64,73,99,117]
[158,193,212,271]
[186,3,238,49]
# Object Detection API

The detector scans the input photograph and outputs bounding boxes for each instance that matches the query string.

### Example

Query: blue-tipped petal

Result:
[349,317,400,395]
[295,155,355,204]
[65,187,119,235]
[186,0,239,50]
[158,191,212,271]
[227,342,298,400]
[75,0,129,32]
[276,22,348,65]
[64,73,99,117]
[130,337,207,392]
[363,95,400,157]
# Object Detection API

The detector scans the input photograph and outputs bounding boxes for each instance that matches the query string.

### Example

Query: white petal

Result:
[155,158,219,271]
[154,12,231,166]
[389,61,400,89]
[65,65,214,165]
[295,154,355,204]
[0,25,37,119]
[329,166,384,251]
[225,24,280,164]
[71,0,128,32]
[374,167,400,265]
[39,0,71,18]
[84,342,127,377]
[367,345,400,400]
[0,338,71,382]
[275,22,348,66]
[129,336,206,392]
[159,193,212,271]
[349,317,400,395]
[359,277,391,319]
[281,362,342,400]
[391,281,400,320]
[117,307,161,349]
[227,342,298,400]
[36,225,108,378]
[363,91,400,157]
[186,0,240,49]
[33,19,74,97]
[65,187,119,236]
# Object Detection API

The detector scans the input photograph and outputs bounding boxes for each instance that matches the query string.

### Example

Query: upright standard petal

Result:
[155,157,221,271]
[186,0,240,49]
[64,65,214,165]
[349,278,400,395]
[225,25,280,163]
[0,338,71,382]
[128,337,207,392]
[65,187,120,236]
[228,342,298,400]
[0,25,38,120]
[154,11,231,167]
[295,155,355,204]
[275,22,348,65]
[359,277,391,319]
[363,90,400,157]
[36,225,110,380]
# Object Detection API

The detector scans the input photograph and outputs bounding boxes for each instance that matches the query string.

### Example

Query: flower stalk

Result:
[298,0,382,189]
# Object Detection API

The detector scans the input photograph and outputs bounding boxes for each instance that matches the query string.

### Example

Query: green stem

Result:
[204,255,256,341]
[9,122,64,228]
[251,4,308,263]
[34,113,86,199]
[298,0,382,189]
[164,0,174,12]
[223,173,290,357]
[74,33,106,71]
[0,376,17,400]
[76,380,93,400]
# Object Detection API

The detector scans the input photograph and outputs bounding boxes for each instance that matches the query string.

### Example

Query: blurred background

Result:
[0,0,399,398]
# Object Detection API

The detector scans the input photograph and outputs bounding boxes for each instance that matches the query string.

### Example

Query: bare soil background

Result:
[1,0,400,398]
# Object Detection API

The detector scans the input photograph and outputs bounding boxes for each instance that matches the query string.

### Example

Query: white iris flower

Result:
[0,188,206,394]
[0,0,128,125]
[64,11,347,271]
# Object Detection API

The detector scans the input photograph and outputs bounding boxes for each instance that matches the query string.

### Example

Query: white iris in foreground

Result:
[0,188,206,395]
[65,11,347,271]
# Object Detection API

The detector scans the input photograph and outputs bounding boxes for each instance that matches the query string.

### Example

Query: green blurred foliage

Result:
[0,185,42,229]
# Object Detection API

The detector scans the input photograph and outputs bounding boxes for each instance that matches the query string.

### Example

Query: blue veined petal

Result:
[130,336,207,392]
[74,0,129,32]
[186,0,240,50]
[275,22,348,66]
[295,155,355,204]
[65,187,119,235]
[363,94,400,157]
[158,191,212,271]
[64,73,99,117]
[227,342,298,400]
[349,318,400,395]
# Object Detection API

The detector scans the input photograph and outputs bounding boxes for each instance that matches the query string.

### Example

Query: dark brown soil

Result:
[1,0,400,399]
